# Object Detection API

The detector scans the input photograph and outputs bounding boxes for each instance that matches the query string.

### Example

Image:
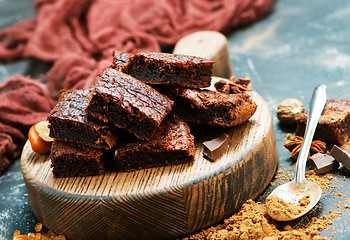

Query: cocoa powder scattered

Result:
[305,170,332,191]
[187,199,340,240]
[187,170,341,239]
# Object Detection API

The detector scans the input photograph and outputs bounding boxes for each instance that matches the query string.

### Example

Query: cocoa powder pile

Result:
[266,195,310,221]
[187,199,340,240]
[187,170,340,240]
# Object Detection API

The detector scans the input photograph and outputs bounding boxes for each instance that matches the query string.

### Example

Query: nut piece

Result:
[277,98,304,125]
[35,120,54,142]
[28,120,53,154]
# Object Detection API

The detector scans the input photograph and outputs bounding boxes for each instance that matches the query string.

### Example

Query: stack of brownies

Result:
[47,51,257,177]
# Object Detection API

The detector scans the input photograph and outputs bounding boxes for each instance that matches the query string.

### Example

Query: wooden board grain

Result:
[21,82,278,240]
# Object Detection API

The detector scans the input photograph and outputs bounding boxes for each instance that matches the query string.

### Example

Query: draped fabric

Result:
[0,0,274,174]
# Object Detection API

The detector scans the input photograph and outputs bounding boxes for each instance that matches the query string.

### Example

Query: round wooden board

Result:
[21,84,278,240]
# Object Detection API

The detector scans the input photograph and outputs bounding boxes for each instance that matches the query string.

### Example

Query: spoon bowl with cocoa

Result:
[267,84,327,221]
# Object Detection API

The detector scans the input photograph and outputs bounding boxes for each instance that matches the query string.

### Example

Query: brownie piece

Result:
[116,116,195,171]
[113,51,214,88]
[49,141,106,177]
[158,87,257,127]
[85,68,173,140]
[47,88,119,149]
[296,99,350,145]
[112,50,131,70]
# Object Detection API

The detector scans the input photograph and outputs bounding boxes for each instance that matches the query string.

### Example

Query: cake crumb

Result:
[335,193,344,198]
[299,195,311,206]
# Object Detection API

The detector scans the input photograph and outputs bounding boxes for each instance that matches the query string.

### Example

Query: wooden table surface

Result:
[1,0,350,239]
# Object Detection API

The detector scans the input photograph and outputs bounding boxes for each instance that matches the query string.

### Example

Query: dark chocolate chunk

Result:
[308,153,339,174]
[330,145,350,171]
[203,133,229,161]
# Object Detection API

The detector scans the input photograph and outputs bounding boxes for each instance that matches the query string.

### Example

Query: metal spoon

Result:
[267,84,327,221]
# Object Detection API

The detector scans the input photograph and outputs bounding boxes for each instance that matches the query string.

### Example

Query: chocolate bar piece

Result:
[308,153,339,174]
[203,133,229,161]
[330,145,350,171]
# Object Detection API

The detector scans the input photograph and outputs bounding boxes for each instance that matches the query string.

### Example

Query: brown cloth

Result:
[0,0,274,174]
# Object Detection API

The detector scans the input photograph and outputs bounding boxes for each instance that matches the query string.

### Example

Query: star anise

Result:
[284,135,326,160]
[214,76,252,94]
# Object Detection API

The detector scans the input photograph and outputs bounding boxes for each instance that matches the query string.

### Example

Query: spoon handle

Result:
[295,85,327,184]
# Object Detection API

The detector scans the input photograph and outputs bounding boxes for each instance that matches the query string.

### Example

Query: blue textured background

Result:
[1,0,350,239]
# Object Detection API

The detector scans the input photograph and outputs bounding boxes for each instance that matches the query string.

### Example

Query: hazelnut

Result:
[277,98,304,125]
[35,120,54,142]
[28,120,53,154]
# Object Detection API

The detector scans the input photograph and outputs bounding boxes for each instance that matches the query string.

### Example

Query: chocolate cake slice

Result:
[158,87,257,127]
[85,68,173,140]
[116,116,195,171]
[47,88,119,149]
[296,99,350,145]
[113,51,214,88]
[49,141,106,178]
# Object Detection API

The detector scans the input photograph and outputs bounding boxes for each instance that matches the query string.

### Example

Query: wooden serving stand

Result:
[21,31,278,240]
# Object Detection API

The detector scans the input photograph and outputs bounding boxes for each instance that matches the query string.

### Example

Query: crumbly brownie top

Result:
[117,115,194,152]
[93,68,173,123]
[296,99,350,124]
[112,50,131,70]
[323,99,350,112]
[49,88,111,131]
[159,87,258,127]
[172,88,253,107]
[138,52,213,65]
